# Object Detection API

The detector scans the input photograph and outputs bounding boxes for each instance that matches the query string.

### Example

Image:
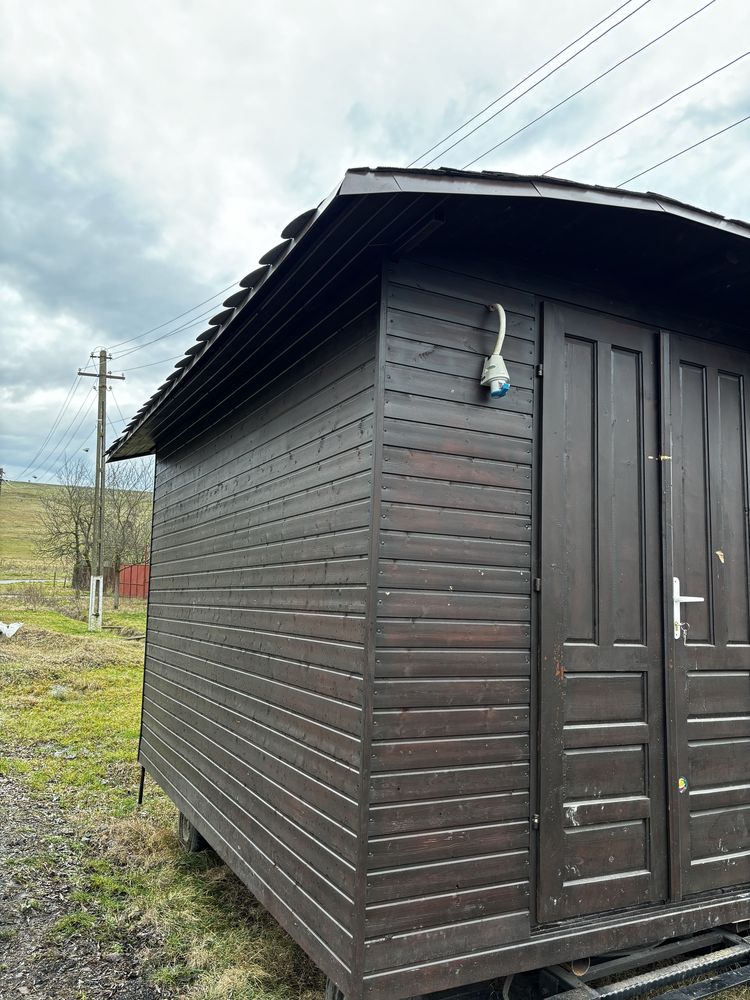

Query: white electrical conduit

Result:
[481,302,511,397]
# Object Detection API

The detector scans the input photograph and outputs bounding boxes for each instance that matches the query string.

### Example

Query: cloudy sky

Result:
[2,0,749,483]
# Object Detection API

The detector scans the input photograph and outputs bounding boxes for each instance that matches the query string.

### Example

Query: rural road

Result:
[0,773,161,999]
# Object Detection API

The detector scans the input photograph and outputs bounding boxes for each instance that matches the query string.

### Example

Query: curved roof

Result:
[108,166,750,461]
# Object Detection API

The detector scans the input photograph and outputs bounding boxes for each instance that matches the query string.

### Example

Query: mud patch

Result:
[0,773,163,999]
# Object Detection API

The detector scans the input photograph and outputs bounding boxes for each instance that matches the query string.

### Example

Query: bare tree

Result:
[104,459,153,607]
[36,456,95,592]
[36,457,153,602]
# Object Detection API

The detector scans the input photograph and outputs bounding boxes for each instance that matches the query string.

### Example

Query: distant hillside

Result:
[0,480,56,577]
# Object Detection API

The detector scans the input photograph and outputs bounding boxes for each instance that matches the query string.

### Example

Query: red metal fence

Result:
[119,562,150,599]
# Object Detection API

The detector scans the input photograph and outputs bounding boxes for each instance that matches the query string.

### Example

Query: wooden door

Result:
[538,304,668,922]
[670,336,750,898]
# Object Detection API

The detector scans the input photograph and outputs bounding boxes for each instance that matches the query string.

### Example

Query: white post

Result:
[88,575,103,630]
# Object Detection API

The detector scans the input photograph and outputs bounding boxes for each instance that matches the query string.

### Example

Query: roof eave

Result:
[340,167,750,240]
[107,166,750,463]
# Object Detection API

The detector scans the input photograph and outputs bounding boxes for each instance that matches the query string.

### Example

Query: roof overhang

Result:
[108,166,750,461]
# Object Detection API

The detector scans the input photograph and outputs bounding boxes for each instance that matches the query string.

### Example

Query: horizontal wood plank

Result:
[368,791,530,836]
[366,880,529,937]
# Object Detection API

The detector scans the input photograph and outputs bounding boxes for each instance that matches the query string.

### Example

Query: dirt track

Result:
[0,773,160,1000]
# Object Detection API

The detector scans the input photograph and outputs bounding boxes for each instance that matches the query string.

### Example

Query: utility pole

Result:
[79,350,125,630]
[0,468,4,496]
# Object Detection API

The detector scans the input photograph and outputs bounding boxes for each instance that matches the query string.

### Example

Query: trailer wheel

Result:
[324,978,345,1000]
[177,811,209,853]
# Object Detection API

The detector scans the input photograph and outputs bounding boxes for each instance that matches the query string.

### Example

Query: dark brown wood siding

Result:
[139,302,378,991]
[363,258,537,992]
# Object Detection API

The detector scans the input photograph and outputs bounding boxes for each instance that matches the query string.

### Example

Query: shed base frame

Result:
[360,891,750,1000]
[540,925,750,1000]
[414,926,750,1000]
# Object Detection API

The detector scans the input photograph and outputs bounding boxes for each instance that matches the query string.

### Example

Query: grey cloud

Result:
[2,0,750,482]
[1,105,227,343]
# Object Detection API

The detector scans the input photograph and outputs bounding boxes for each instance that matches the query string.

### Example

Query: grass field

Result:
[0,600,323,999]
[0,481,322,998]
[0,479,55,580]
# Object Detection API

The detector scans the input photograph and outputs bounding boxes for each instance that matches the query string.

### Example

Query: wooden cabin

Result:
[108,167,750,1000]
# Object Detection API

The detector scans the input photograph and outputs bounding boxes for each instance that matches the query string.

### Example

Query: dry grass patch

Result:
[0,605,323,1000]
[97,809,323,1000]
[0,624,143,696]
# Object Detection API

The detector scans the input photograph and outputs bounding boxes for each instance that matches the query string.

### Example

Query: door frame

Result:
[658,330,685,904]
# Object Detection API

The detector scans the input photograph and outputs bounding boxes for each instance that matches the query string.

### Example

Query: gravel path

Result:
[0,773,161,1000]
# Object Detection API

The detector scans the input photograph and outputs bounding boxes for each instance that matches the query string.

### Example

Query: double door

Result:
[538,304,750,922]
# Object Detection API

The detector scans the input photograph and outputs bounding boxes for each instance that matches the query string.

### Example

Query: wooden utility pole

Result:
[79,350,125,630]
[0,468,4,496]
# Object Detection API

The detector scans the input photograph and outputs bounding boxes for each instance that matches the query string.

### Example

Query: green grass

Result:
[106,607,148,632]
[0,479,55,578]
[3,607,92,634]
[0,604,323,1000]
[0,478,149,639]
[2,605,150,637]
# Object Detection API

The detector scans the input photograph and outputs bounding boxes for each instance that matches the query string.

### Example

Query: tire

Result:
[177,811,209,853]
[325,978,345,1000]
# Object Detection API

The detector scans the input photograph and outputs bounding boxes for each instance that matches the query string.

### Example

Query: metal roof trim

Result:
[341,167,750,238]
[342,169,542,200]
[649,195,749,234]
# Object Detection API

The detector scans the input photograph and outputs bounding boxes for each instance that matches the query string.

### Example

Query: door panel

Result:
[538,305,667,922]
[671,336,750,896]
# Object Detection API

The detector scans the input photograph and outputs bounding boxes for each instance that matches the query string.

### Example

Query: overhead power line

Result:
[110,388,127,426]
[42,390,97,478]
[12,358,94,482]
[544,51,749,175]
[618,112,750,186]
[408,0,640,168]
[419,0,657,169]
[112,306,220,360]
[462,0,719,169]
[117,353,184,374]
[15,379,90,484]
[108,279,239,351]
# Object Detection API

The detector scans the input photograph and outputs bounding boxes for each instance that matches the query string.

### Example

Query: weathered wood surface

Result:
[363,258,537,980]
[141,300,379,991]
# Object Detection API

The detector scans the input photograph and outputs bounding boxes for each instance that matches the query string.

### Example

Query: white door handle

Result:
[673,576,704,639]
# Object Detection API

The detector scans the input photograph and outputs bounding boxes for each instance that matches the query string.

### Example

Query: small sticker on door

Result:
[678,777,689,794]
